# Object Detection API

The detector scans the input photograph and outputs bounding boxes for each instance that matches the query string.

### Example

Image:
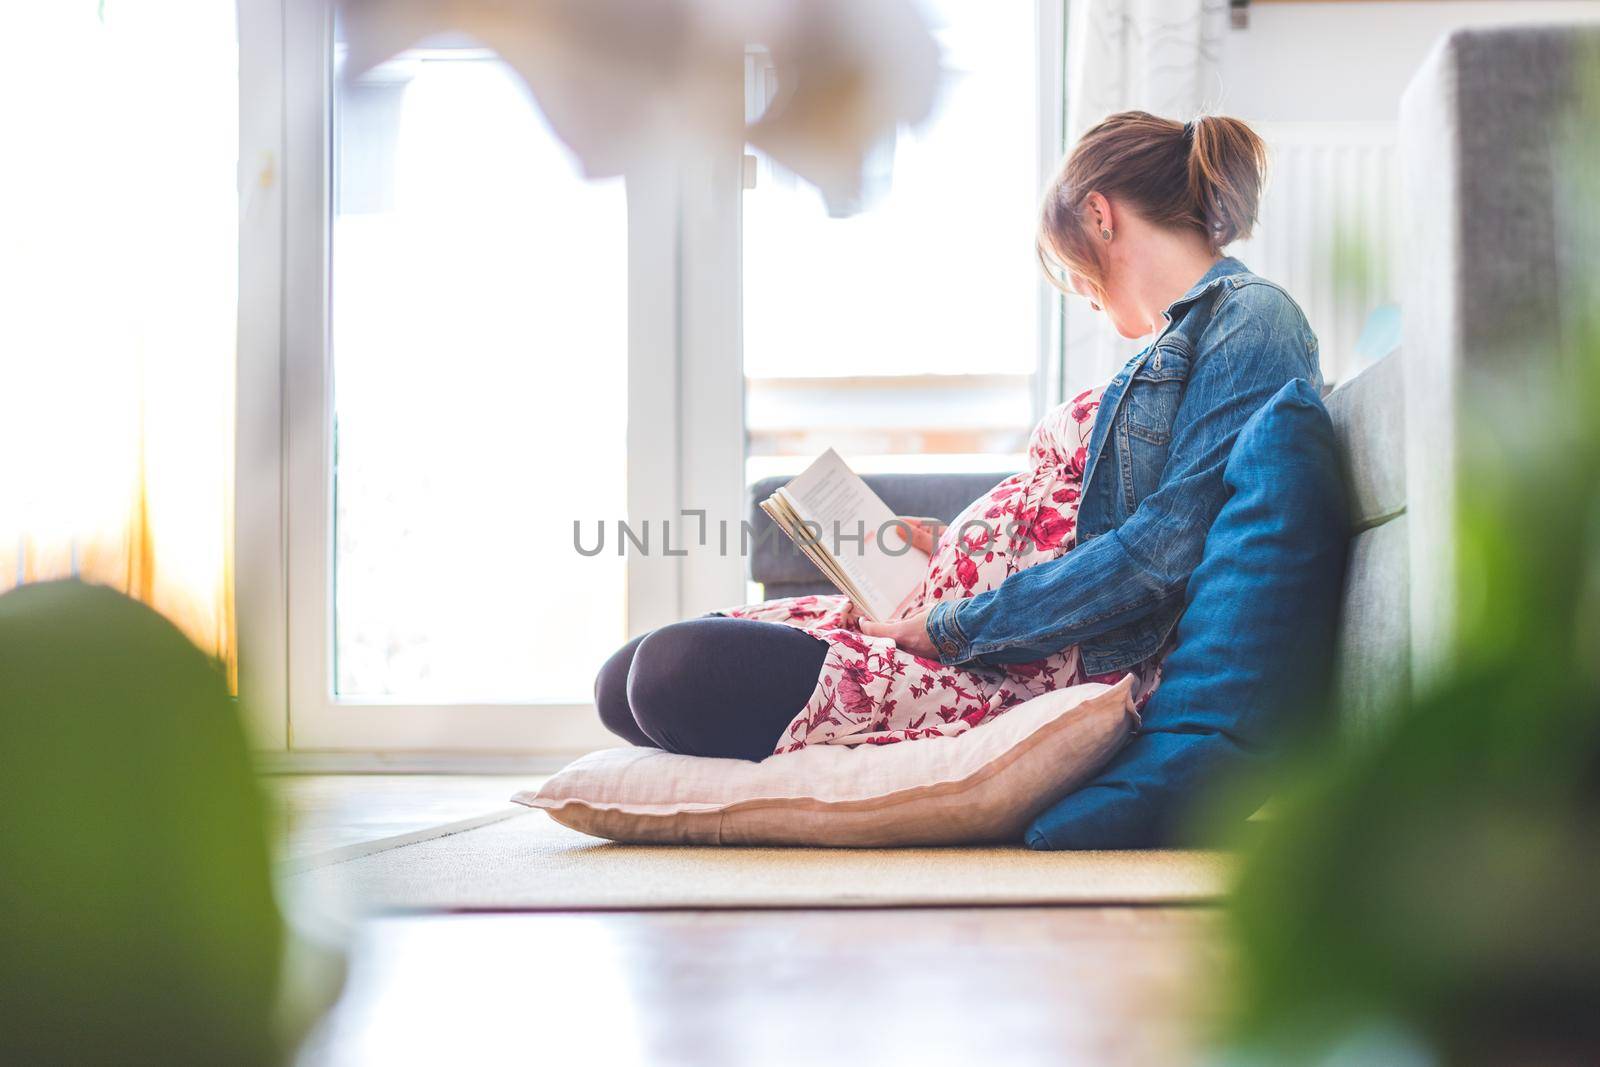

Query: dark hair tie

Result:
[1182,119,1197,142]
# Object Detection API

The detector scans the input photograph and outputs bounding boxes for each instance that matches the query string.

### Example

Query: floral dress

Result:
[723,385,1165,755]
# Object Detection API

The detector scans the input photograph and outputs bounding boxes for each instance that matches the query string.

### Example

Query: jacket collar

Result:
[1083,257,1251,509]
[1162,255,1249,323]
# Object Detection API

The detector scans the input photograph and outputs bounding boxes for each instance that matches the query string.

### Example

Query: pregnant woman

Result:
[595,111,1323,761]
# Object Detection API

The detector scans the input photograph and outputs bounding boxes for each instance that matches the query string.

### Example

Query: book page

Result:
[760,495,869,608]
[778,449,929,622]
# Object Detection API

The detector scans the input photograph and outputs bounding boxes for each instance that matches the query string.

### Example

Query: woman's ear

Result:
[1084,191,1114,241]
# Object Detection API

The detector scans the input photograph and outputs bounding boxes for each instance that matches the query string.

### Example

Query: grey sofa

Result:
[749,22,1598,733]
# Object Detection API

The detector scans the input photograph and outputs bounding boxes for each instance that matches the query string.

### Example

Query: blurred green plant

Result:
[0,581,288,1065]
[1329,210,1383,313]
[1219,39,1600,1067]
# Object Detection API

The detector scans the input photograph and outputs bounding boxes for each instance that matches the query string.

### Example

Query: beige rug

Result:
[283,809,1232,911]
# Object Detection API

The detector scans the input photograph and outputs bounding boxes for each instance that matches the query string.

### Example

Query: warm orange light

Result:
[0,3,238,681]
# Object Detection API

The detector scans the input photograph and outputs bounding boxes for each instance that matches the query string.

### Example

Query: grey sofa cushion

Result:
[1333,516,1411,741]
[747,471,1011,592]
[1324,351,1410,734]
[1324,351,1404,534]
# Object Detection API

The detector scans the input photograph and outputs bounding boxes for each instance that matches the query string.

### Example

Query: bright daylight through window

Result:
[331,43,628,703]
[742,0,1045,482]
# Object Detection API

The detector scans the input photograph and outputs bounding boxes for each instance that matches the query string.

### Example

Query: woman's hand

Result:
[858,607,938,659]
[895,516,941,556]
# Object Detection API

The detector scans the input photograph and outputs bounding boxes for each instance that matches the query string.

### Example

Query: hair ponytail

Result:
[1036,110,1269,296]
[1186,114,1268,248]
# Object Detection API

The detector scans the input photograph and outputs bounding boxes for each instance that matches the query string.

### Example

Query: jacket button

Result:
[939,640,958,656]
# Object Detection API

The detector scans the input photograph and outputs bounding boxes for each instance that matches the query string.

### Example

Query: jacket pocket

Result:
[1123,340,1189,444]
[1117,341,1188,504]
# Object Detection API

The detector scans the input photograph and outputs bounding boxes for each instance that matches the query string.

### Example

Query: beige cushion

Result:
[514,676,1137,847]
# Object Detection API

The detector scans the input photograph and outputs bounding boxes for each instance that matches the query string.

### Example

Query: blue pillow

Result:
[1025,378,1349,849]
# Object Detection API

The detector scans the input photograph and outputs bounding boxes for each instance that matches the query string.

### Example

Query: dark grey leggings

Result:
[594,616,829,761]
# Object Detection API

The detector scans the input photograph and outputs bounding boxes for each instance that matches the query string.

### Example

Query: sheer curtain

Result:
[1062,0,1228,388]
[0,3,239,677]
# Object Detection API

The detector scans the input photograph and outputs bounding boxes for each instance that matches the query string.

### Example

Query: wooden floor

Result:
[278,777,1224,1067]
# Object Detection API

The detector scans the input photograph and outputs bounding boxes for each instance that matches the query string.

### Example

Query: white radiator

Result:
[1232,121,1402,383]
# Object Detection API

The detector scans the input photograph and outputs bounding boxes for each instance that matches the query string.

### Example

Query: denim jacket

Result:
[925,257,1323,675]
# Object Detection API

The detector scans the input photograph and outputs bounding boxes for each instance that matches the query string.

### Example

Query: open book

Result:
[758,449,930,623]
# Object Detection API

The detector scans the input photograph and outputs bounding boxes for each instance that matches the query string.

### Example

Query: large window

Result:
[742,0,1054,481]
[248,1,1063,756]
[330,46,628,705]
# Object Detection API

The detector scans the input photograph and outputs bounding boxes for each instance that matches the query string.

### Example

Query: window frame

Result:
[1036,0,1069,418]
[236,0,1066,762]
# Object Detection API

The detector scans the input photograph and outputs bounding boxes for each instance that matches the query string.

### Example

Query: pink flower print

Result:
[837,663,876,718]
[955,553,979,590]
[833,630,872,656]
[1066,446,1087,481]
[1029,506,1072,550]
[1052,485,1079,504]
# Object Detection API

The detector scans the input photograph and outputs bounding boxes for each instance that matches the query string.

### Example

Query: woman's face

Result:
[1067,265,1148,341]
[1060,194,1163,340]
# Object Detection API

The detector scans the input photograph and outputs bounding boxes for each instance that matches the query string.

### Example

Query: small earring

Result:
[1100,227,1113,241]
